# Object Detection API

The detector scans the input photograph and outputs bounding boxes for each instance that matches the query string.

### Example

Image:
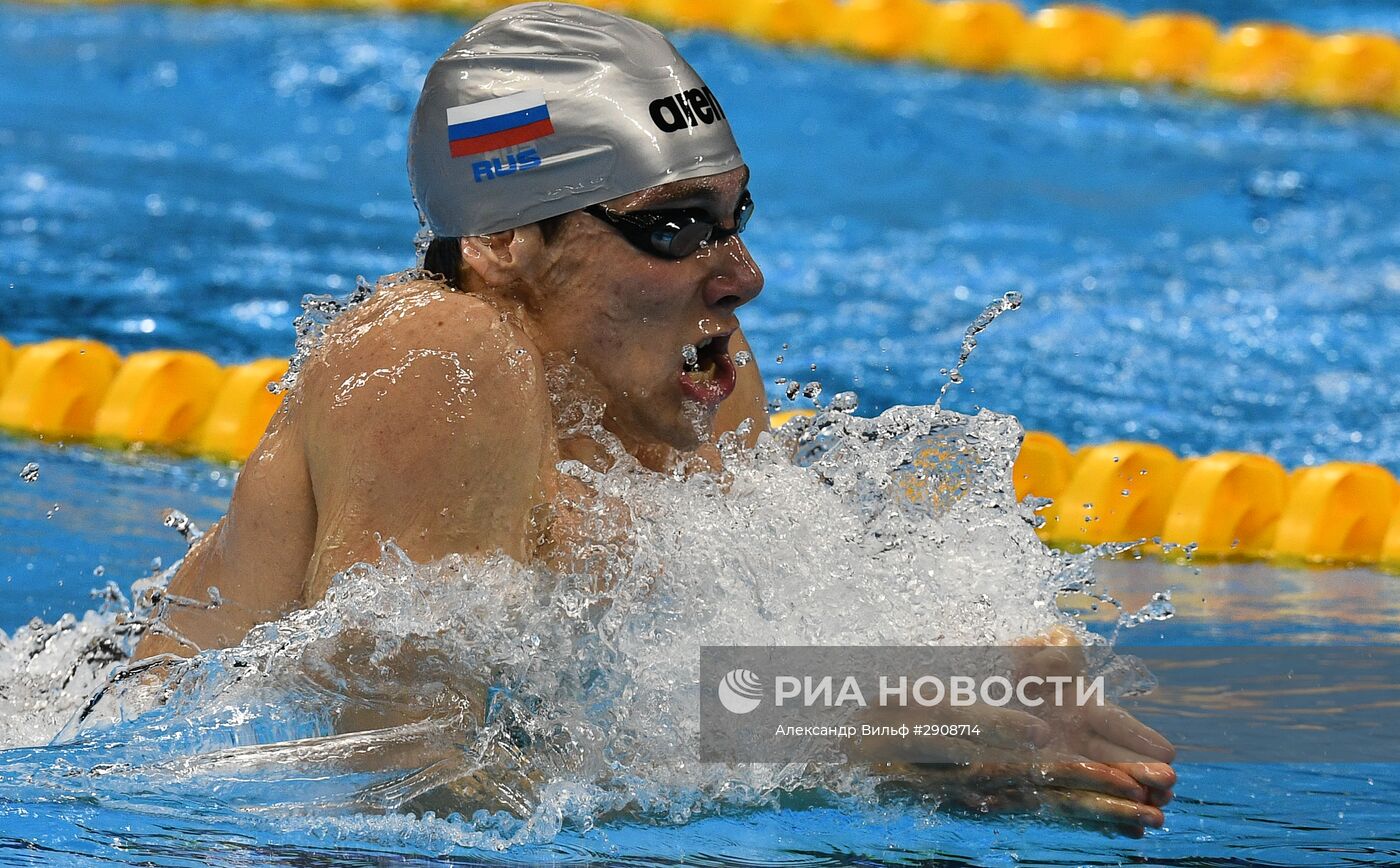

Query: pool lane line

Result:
[14,0,1400,116]
[0,337,286,464]
[773,413,1400,569]
[1,337,1397,570]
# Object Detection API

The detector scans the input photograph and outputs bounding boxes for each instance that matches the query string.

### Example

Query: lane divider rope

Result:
[0,336,286,462]
[22,0,1400,115]
[4,338,1397,570]
[772,408,1400,569]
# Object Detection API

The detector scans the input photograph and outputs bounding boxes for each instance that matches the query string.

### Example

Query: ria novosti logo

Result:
[717,668,763,714]
[716,671,1107,714]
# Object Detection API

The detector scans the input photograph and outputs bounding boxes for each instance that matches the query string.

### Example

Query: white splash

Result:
[0,399,1126,848]
[0,285,1163,850]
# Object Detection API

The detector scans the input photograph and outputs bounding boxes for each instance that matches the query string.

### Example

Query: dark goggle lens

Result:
[652,219,715,258]
[649,192,755,258]
[589,190,755,260]
[733,192,754,233]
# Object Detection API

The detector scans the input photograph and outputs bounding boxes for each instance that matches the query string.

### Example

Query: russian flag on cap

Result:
[446,91,554,159]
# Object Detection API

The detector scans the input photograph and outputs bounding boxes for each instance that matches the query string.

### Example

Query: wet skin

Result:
[135,166,766,659]
[132,165,1174,835]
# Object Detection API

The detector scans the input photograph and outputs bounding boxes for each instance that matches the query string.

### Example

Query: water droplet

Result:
[801,381,822,400]
[733,350,752,367]
[92,565,105,577]
[1121,591,1175,628]
[829,391,858,412]
[934,292,1022,410]
[19,462,39,483]
[162,509,202,544]
[680,344,698,367]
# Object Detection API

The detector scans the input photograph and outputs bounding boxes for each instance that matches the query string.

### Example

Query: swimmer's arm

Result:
[300,297,553,602]
[715,327,767,447]
[135,406,318,659]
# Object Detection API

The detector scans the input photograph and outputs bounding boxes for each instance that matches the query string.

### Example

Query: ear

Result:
[459,224,549,288]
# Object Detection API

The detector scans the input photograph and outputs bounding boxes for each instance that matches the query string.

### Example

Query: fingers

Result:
[950,786,1037,815]
[1108,762,1176,806]
[970,758,1148,803]
[887,752,1146,804]
[1036,759,1148,803]
[1145,786,1174,808]
[1109,760,1176,791]
[938,704,1052,750]
[856,702,1052,755]
[849,717,1000,765]
[1088,704,1176,762]
[941,783,1166,837]
[854,731,979,765]
[1080,731,1164,766]
[1035,787,1166,834]
[883,759,1171,837]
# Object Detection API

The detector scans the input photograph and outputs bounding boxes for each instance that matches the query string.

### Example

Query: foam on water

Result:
[0,408,1129,847]
[0,288,1160,850]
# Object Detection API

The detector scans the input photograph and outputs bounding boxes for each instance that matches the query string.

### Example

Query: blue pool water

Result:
[3,2,1400,864]
[4,2,1399,471]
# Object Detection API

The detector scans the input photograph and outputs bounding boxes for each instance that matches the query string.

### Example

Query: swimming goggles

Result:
[583,190,754,260]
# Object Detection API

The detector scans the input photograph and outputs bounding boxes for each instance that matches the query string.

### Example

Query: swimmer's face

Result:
[531,166,763,452]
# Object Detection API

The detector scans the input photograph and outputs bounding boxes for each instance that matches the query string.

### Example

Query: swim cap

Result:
[408,2,745,237]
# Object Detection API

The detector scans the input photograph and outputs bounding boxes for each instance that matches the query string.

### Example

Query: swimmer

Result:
[132,2,1173,835]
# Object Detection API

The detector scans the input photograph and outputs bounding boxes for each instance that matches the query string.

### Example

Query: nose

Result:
[701,236,764,311]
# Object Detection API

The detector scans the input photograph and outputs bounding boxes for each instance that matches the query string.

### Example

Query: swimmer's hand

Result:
[857,701,1166,837]
[1014,626,1177,810]
[884,755,1166,838]
[849,700,1054,765]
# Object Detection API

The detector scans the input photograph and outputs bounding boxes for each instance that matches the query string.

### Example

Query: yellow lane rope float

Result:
[656,0,1400,113]
[3,341,1398,568]
[0,338,286,462]
[25,0,1400,115]
[772,410,1400,568]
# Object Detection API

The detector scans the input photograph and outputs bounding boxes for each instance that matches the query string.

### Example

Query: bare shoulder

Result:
[295,279,558,593]
[299,280,550,443]
[299,279,552,466]
[306,280,543,396]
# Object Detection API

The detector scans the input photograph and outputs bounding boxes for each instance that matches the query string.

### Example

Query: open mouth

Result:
[678,332,737,406]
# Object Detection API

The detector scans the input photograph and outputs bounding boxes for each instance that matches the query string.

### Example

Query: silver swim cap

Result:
[408,2,745,237]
